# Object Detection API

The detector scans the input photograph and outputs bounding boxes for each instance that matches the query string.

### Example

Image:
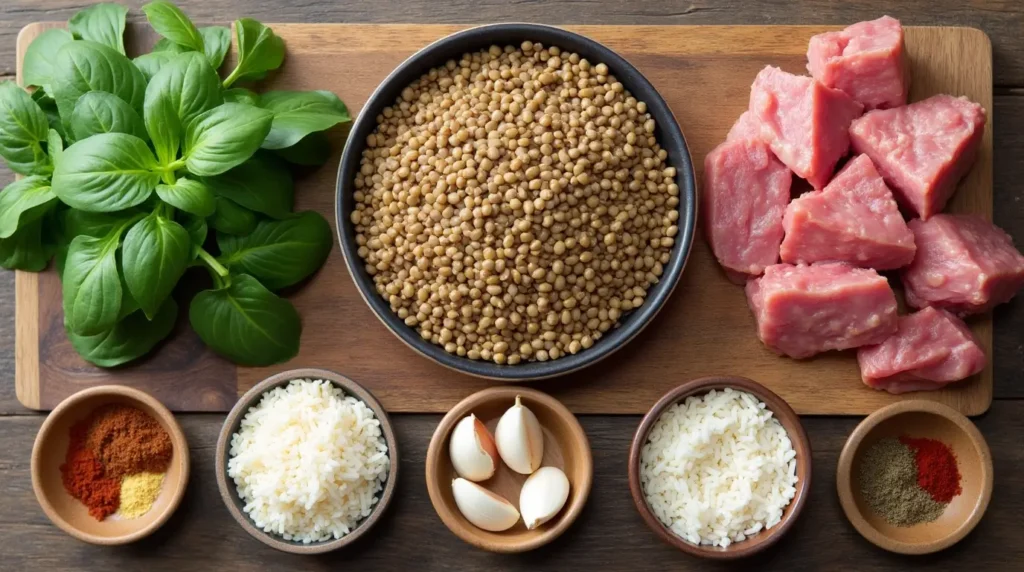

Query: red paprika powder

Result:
[60,419,121,520]
[899,436,962,503]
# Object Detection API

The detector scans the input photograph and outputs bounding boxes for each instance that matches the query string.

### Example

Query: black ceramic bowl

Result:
[336,23,697,381]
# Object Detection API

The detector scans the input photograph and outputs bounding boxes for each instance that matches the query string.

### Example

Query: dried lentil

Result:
[352,42,679,364]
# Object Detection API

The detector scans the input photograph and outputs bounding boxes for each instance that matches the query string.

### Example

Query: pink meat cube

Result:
[849,94,986,219]
[903,214,1024,315]
[726,111,762,142]
[703,138,792,282]
[807,16,909,110]
[857,307,985,394]
[746,262,898,358]
[780,154,915,269]
[749,66,864,189]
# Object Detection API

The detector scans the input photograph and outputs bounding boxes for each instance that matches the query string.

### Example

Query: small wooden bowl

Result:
[837,400,993,555]
[31,385,190,545]
[215,368,399,554]
[628,376,812,559]
[425,386,593,553]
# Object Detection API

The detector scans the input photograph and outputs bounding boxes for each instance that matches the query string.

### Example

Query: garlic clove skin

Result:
[494,395,544,474]
[449,414,499,482]
[519,466,570,530]
[451,478,520,532]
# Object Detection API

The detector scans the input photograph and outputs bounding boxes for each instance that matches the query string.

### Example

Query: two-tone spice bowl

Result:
[837,400,993,554]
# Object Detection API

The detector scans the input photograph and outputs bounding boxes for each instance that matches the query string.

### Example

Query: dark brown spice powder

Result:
[84,404,172,478]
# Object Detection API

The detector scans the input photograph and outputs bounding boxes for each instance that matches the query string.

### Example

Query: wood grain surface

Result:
[1,2,1024,571]
[13,22,995,415]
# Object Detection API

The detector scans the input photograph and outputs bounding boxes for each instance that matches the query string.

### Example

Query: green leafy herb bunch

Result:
[0,2,349,367]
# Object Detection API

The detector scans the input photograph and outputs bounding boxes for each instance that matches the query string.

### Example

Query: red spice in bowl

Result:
[899,436,962,504]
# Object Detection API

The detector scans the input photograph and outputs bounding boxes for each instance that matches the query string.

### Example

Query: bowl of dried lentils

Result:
[337,23,697,380]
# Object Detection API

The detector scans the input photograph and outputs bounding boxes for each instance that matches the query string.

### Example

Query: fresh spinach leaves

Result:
[4,1,352,368]
[0,81,51,175]
[218,211,332,290]
[189,274,300,366]
[142,1,205,53]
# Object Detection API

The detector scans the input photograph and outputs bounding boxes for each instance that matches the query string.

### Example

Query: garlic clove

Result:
[494,395,544,474]
[449,414,499,482]
[519,466,570,530]
[451,478,520,532]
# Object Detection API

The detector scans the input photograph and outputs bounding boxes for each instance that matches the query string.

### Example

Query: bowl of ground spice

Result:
[837,400,993,555]
[31,386,189,545]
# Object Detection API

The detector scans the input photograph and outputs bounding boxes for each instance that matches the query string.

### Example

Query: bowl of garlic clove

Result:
[425,387,593,553]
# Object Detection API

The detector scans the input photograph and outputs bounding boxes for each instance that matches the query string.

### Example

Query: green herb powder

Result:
[858,437,945,526]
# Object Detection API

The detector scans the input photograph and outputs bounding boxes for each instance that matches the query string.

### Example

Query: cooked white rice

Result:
[227,379,390,543]
[639,388,797,547]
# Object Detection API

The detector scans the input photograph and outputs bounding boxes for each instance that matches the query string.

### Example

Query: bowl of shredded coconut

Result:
[628,376,811,559]
[216,368,398,554]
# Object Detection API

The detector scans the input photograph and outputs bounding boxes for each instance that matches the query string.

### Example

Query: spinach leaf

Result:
[203,153,292,218]
[68,297,178,368]
[62,232,122,335]
[0,176,57,239]
[156,177,215,217]
[0,81,51,176]
[71,91,147,141]
[200,26,231,70]
[224,18,284,87]
[259,90,350,149]
[218,211,332,290]
[142,1,205,53]
[189,273,300,366]
[64,209,142,240]
[223,87,260,106]
[133,51,177,82]
[144,52,223,165]
[34,91,64,139]
[182,102,272,176]
[179,212,207,258]
[208,196,257,235]
[52,40,147,122]
[47,128,63,165]
[274,131,331,166]
[69,3,128,54]
[122,211,190,319]
[22,29,74,92]
[52,132,161,212]
[152,38,190,54]
[0,219,52,272]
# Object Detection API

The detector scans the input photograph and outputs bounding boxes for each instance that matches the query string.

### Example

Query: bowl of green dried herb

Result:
[836,400,993,555]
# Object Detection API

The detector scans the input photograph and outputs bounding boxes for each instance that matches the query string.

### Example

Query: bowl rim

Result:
[30,384,191,545]
[627,376,812,560]
[214,367,400,555]
[424,386,593,553]
[334,22,698,382]
[835,399,993,555]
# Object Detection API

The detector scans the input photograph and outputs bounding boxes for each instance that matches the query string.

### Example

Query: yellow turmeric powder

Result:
[118,472,165,519]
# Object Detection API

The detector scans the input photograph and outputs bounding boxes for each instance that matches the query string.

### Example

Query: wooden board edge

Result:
[14,271,40,410]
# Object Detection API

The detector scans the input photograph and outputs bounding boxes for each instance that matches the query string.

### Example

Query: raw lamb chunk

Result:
[903,214,1024,315]
[703,138,792,282]
[807,16,909,110]
[726,111,762,142]
[749,66,863,189]
[780,154,915,269]
[857,307,985,394]
[849,94,986,219]
[745,262,898,359]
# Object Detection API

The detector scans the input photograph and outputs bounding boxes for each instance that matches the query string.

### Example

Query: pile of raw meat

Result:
[703,16,1024,394]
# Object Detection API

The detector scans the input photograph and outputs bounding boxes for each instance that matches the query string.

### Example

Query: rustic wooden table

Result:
[1,1,1022,570]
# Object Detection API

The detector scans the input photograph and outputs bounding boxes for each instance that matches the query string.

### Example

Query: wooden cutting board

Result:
[14,23,993,415]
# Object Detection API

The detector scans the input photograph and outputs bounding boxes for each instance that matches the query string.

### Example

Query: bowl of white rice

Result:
[628,376,811,559]
[215,368,398,554]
